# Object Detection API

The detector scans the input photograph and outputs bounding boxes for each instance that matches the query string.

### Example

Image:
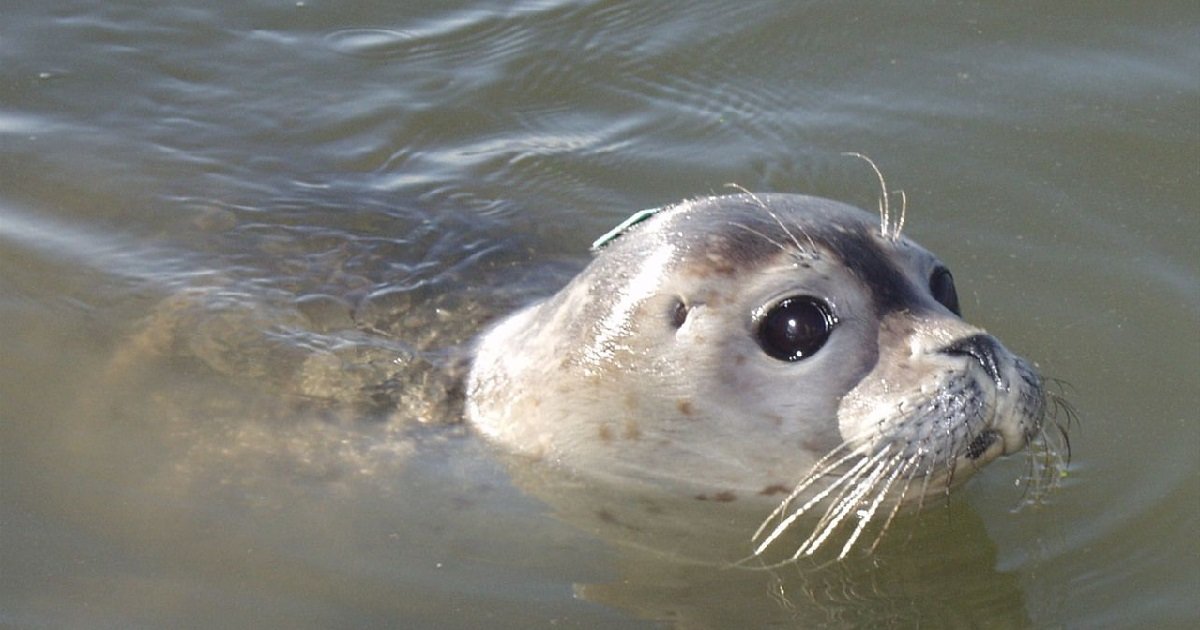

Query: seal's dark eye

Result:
[756,296,836,362]
[670,298,689,329]
[929,266,961,316]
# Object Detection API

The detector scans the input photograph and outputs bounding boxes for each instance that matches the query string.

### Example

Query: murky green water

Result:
[2,1,1197,628]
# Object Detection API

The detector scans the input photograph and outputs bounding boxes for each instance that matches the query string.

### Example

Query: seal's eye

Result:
[670,298,689,329]
[929,266,961,316]
[756,296,836,362]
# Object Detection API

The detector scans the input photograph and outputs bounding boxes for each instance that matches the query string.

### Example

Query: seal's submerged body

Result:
[467,193,1052,559]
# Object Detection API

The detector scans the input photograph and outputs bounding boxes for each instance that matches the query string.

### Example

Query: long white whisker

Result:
[729,222,792,256]
[796,446,895,557]
[837,447,912,559]
[893,189,907,241]
[870,449,924,553]
[842,152,890,238]
[753,442,863,540]
[942,433,961,503]
[752,448,874,555]
[790,218,818,253]
[724,183,810,257]
[914,443,936,513]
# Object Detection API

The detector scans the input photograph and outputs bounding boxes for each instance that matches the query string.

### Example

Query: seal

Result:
[466,192,1055,560]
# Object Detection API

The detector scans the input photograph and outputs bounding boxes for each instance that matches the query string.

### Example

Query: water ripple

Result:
[324,28,415,59]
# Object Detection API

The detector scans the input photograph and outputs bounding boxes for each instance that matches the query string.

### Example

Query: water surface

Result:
[2,1,1197,628]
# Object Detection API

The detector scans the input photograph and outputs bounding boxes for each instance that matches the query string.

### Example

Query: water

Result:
[2,1,1197,627]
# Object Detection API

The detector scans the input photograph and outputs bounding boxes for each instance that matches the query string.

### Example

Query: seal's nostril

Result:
[941,334,1004,388]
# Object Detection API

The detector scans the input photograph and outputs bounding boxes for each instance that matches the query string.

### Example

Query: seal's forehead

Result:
[682,194,877,253]
[598,193,936,313]
[669,194,920,260]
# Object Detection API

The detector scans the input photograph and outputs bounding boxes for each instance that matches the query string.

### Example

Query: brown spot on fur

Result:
[695,491,738,502]
[598,424,613,442]
[595,508,642,532]
[734,354,747,366]
[759,484,790,496]
[622,420,641,440]
[676,399,694,417]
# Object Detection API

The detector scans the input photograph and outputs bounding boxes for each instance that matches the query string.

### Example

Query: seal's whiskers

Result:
[753,414,985,561]
[752,447,874,555]
[729,222,796,258]
[838,447,919,559]
[868,449,926,553]
[725,183,819,255]
[1015,388,1076,507]
[794,444,897,558]
[754,442,867,538]
[843,152,907,241]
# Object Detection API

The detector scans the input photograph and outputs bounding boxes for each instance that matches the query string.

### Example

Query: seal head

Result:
[466,194,1047,556]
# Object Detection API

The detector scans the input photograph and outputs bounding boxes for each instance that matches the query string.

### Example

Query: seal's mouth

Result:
[964,429,999,461]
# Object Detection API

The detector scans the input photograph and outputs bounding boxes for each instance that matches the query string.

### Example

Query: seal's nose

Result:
[940,334,1005,388]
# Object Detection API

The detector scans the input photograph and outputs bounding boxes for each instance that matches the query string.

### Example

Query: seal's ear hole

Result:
[670,298,689,329]
[755,296,836,361]
[929,266,961,316]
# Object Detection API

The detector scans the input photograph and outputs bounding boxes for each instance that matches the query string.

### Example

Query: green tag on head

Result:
[589,207,664,252]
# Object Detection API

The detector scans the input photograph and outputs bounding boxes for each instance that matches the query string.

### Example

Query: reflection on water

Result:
[2,0,1197,627]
